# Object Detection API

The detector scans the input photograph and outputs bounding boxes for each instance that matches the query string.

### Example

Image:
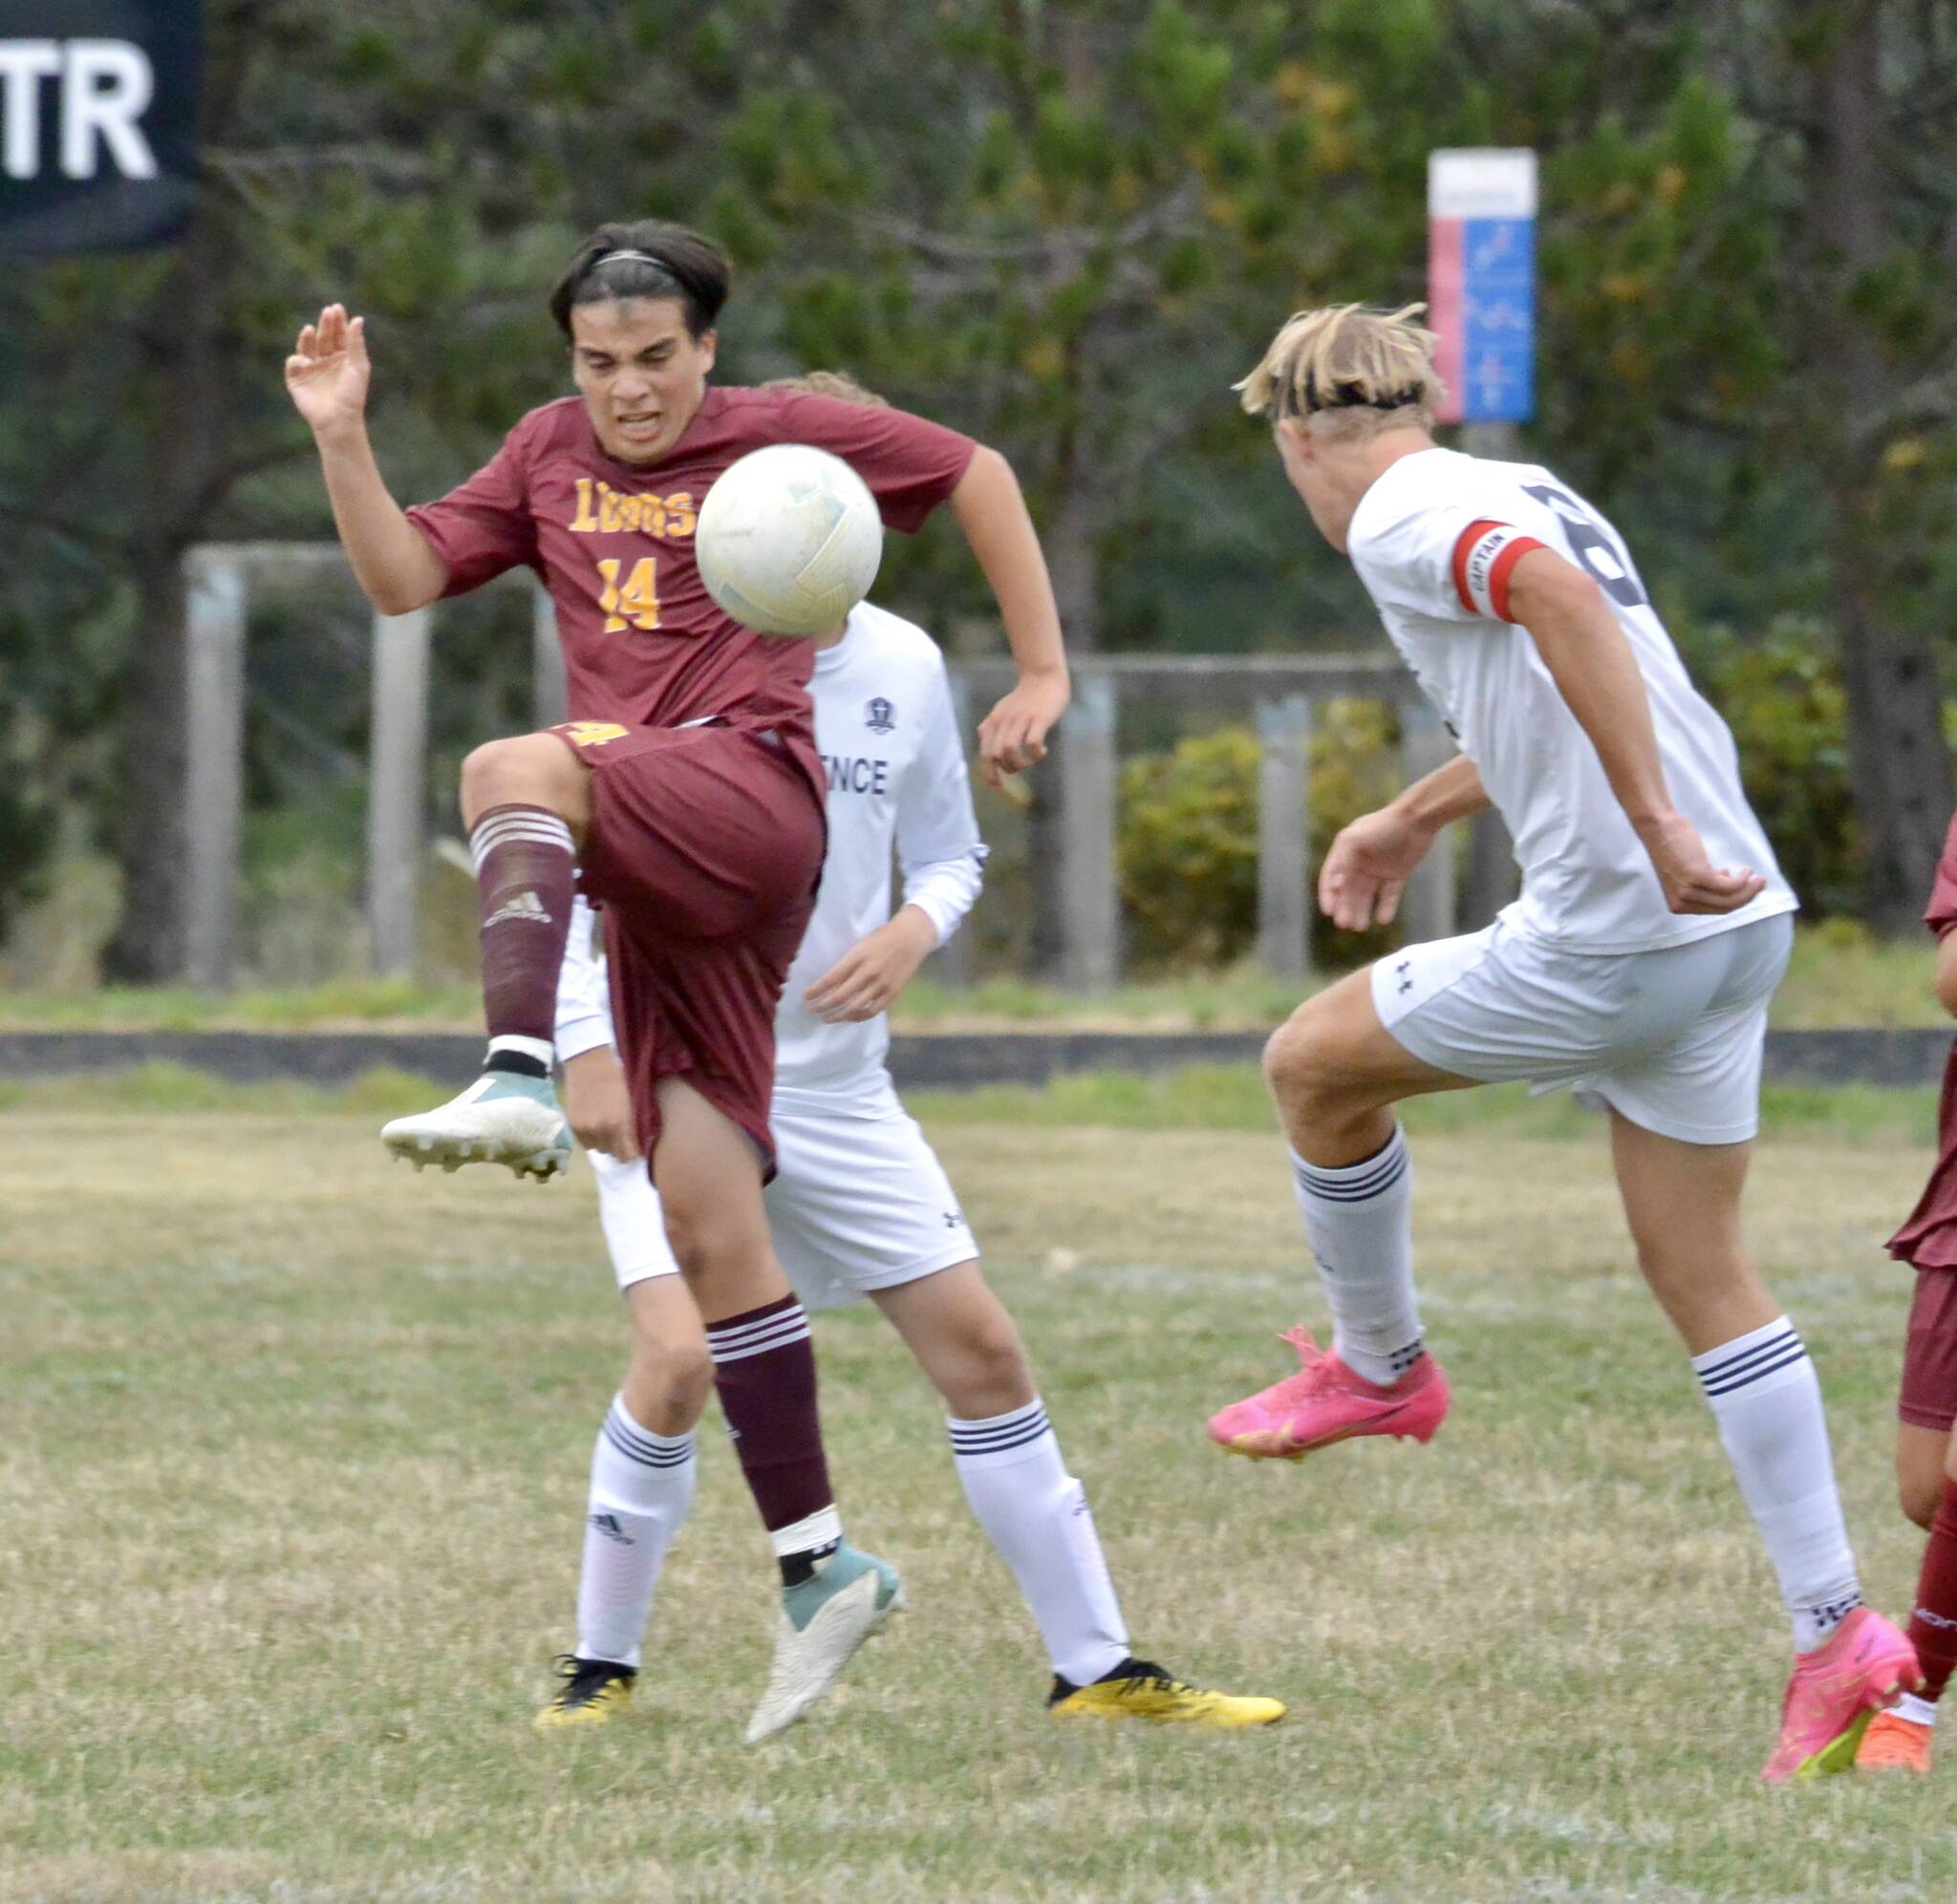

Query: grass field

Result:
[0,917,1942,1034]
[6,1092,1956,1901]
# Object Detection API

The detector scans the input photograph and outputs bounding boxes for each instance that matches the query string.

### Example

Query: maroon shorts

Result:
[1902,1264,1957,1432]
[552,718,824,1176]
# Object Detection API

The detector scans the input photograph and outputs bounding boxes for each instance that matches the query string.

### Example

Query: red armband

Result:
[1451,520,1546,621]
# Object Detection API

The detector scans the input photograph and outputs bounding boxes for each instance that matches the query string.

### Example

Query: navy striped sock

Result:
[1692,1316,1861,1650]
[1290,1125,1423,1386]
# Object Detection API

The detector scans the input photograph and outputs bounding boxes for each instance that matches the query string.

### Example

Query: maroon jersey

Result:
[1889,812,1957,1269]
[405,386,976,752]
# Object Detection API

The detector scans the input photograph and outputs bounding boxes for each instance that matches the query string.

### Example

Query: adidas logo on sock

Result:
[486,889,552,929]
[588,1511,634,1547]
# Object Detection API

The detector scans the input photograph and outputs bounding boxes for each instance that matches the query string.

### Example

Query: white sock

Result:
[574,1395,698,1669]
[948,1400,1129,1687]
[1291,1125,1423,1387]
[1897,1691,1939,1726]
[1692,1316,1860,1653]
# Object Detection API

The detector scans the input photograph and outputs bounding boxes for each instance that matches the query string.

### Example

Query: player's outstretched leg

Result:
[709,1292,904,1744]
[1211,973,1462,1460]
[874,1263,1283,1727]
[536,1275,709,1732]
[656,1082,902,1743]
[382,736,585,1180]
[1860,1464,1957,1772]
[1858,1293,1957,1771]
[1611,1112,1921,1780]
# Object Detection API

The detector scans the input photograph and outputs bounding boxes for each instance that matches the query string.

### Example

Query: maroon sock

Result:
[468,803,575,1059]
[704,1295,837,1582]
[1908,1477,1957,1704]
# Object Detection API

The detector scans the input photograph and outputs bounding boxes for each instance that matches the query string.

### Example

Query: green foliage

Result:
[1701,631,1860,916]
[1118,727,1261,971]
[9,0,1957,962]
[1116,700,1403,972]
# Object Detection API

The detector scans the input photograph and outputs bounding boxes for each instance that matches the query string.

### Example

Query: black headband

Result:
[1284,367,1421,417]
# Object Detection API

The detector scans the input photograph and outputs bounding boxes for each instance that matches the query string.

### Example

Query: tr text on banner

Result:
[0,1,201,253]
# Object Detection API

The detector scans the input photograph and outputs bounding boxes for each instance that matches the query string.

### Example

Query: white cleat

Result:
[380,1072,573,1181]
[744,1544,905,1744]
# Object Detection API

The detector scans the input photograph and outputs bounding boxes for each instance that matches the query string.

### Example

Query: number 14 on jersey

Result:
[597,556,660,632]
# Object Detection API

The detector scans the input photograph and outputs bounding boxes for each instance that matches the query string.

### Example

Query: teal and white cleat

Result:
[380,1071,572,1181]
[743,1544,905,1744]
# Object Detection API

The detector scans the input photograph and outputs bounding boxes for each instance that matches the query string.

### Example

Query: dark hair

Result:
[548,222,731,339]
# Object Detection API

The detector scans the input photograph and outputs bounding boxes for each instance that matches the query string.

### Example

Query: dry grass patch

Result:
[3,1111,1953,1900]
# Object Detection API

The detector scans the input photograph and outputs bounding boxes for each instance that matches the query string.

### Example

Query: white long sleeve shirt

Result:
[555,600,986,1110]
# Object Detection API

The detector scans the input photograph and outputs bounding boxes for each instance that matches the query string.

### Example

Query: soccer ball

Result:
[696,443,883,638]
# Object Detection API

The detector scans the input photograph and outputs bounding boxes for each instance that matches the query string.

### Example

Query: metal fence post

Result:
[1256,693,1314,980]
[1060,669,1120,992]
[182,550,247,989]
[367,607,432,978]
[1398,695,1457,946]
[532,580,568,729]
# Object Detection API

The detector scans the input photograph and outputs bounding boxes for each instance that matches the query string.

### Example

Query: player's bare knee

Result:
[623,1328,713,1433]
[1264,1009,1359,1129]
[658,1204,717,1283]
[460,733,585,829]
[459,738,522,815]
[952,1307,1034,1414]
[660,1201,766,1295]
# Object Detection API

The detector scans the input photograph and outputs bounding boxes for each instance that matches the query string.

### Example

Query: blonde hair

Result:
[1235,303,1444,439]
[761,368,889,407]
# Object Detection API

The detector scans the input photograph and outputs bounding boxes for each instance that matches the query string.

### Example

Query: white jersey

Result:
[1345,447,1796,954]
[555,600,986,1105]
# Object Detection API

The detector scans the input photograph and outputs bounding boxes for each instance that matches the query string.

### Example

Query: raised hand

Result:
[1318,803,1437,933]
[285,304,372,439]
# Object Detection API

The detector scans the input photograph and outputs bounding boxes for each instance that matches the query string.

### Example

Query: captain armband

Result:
[1450,519,1547,622]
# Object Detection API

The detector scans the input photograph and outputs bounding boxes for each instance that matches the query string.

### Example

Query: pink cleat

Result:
[1207,1326,1450,1461]
[1760,1607,1923,1783]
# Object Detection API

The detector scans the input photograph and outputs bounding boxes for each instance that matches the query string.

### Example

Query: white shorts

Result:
[587,1101,978,1310]
[1371,911,1794,1146]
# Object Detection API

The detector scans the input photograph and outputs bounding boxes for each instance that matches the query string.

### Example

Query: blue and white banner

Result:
[1428,149,1537,425]
[0,0,202,252]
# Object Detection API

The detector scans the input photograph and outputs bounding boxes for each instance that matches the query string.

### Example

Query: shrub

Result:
[1117,699,1404,973]
[1700,633,1859,917]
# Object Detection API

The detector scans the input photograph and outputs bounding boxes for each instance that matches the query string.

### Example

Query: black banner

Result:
[0,1,201,253]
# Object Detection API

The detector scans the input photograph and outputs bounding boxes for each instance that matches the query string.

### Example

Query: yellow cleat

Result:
[1048,1657,1284,1728]
[533,1655,635,1731]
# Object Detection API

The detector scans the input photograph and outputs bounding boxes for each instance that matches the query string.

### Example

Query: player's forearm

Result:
[950,448,1068,686]
[554,897,612,1060]
[1389,753,1491,833]
[889,903,943,956]
[312,422,449,615]
[1511,560,1678,839]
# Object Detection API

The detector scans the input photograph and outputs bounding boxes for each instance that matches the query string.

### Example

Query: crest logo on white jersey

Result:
[865,696,895,735]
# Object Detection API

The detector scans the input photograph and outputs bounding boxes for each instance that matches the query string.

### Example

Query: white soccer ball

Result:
[696,443,884,638]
